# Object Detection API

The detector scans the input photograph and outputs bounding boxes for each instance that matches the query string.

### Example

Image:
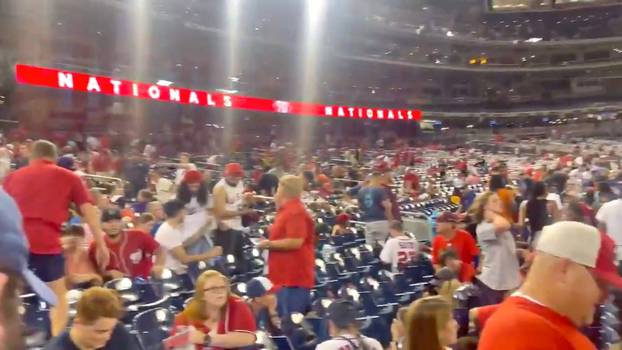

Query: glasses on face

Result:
[204,286,228,294]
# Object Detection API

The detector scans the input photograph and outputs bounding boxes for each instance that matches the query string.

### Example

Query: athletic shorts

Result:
[28,253,65,283]
[364,220,390,245]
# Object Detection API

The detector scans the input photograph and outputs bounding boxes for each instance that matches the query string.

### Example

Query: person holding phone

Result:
[171,270,257,349]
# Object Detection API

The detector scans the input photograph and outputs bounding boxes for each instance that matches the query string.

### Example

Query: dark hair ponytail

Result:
[177,182,209,206]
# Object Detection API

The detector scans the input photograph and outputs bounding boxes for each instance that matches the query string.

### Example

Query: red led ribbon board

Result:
[15,64,422,121]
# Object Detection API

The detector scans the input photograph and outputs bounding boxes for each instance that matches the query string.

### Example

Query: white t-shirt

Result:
[207,155,220,165]
[546,193,562,210]
[155,222,190,274]
[476,222,520,291]
[213,178,244,230]
[316,334,383,350]
[453,177,465,189]
[596,199,622,260]
[380,236,419,273]
[86,135,100,150]
[182,197,215,237]
[155,177,175,203]
[144,144,157,158]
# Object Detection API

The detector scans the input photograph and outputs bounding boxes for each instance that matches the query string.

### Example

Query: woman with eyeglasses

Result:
[172,270,257,349]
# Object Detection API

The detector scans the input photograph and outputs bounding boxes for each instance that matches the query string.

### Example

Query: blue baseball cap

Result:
[0,189,57,305]
[246,277,274,298]
[57,155,76,171]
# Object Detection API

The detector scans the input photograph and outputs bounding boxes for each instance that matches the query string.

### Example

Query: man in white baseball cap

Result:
[479,221,622,350]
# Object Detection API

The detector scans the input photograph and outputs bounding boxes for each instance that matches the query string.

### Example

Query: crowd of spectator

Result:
[0,133,622,349]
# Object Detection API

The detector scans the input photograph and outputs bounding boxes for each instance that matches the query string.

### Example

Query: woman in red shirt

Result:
[172,270,257,349]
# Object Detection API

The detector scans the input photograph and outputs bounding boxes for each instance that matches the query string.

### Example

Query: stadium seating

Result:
[132,308,175,350]
[20,153,621,350]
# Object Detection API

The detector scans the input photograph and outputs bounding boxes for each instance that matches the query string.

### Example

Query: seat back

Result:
[133,308,175,350]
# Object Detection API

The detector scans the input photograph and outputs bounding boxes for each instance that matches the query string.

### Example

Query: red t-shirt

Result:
[4,160,93,254]
[475,304,500,331]
[172,296,257,350]
[559,155,573,168]
[91,150,112,173]
[479,297,596,350]
[459,263,476,283]
[403,173,420,192]
[251,169,263,185]
[268,199,316,289]
[432,230,479,282]
[89,229,159,279]
[456,160,468,172]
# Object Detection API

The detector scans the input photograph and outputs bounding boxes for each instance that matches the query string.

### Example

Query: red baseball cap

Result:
[224,163,244,177]
[536,222,622,290]
[404,172,418,182]
[335,213,350,225]
[183,170,203,184]
[594,231,622,290]
[436,211,461,224]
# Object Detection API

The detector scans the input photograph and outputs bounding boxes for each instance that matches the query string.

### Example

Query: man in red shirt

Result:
[257,175,315,317]
[89,208,165,279]
[432,212,479,282]
[3,140,109,336]
[479,222,622,350]
[89,148,112,175]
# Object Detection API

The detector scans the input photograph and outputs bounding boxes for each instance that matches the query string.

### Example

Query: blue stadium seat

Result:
[105,278,172,323]
[132,308,175,350]
[357,290,398,321]
[454,307,470,337]
[152,270,195,294]
[168,290,194,312]
[359,315,391,347]
[21,293,51,348]
[270,335,296,350]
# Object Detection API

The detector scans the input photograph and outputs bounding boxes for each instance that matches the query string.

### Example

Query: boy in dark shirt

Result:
[44,287,139,350]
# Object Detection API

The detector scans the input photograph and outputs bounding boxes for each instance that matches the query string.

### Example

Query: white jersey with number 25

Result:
[380,236,419,273]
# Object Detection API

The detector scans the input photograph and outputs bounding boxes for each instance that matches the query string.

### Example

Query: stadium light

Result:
[156,80,173,86]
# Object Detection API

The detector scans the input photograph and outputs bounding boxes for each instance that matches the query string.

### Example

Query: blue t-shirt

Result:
[462,190,477,210]
[131,201,148,214]
[357,187,387,222]
[150,221,163,237]
[43,323,139,350]
[347,184,362,197]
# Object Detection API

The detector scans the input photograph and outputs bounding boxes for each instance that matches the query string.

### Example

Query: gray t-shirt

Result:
[476,221,521,291]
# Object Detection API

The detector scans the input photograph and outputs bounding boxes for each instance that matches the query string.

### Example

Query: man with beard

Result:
[0,188,58,350]
[89,208,165,279]
[213,163,254,267]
